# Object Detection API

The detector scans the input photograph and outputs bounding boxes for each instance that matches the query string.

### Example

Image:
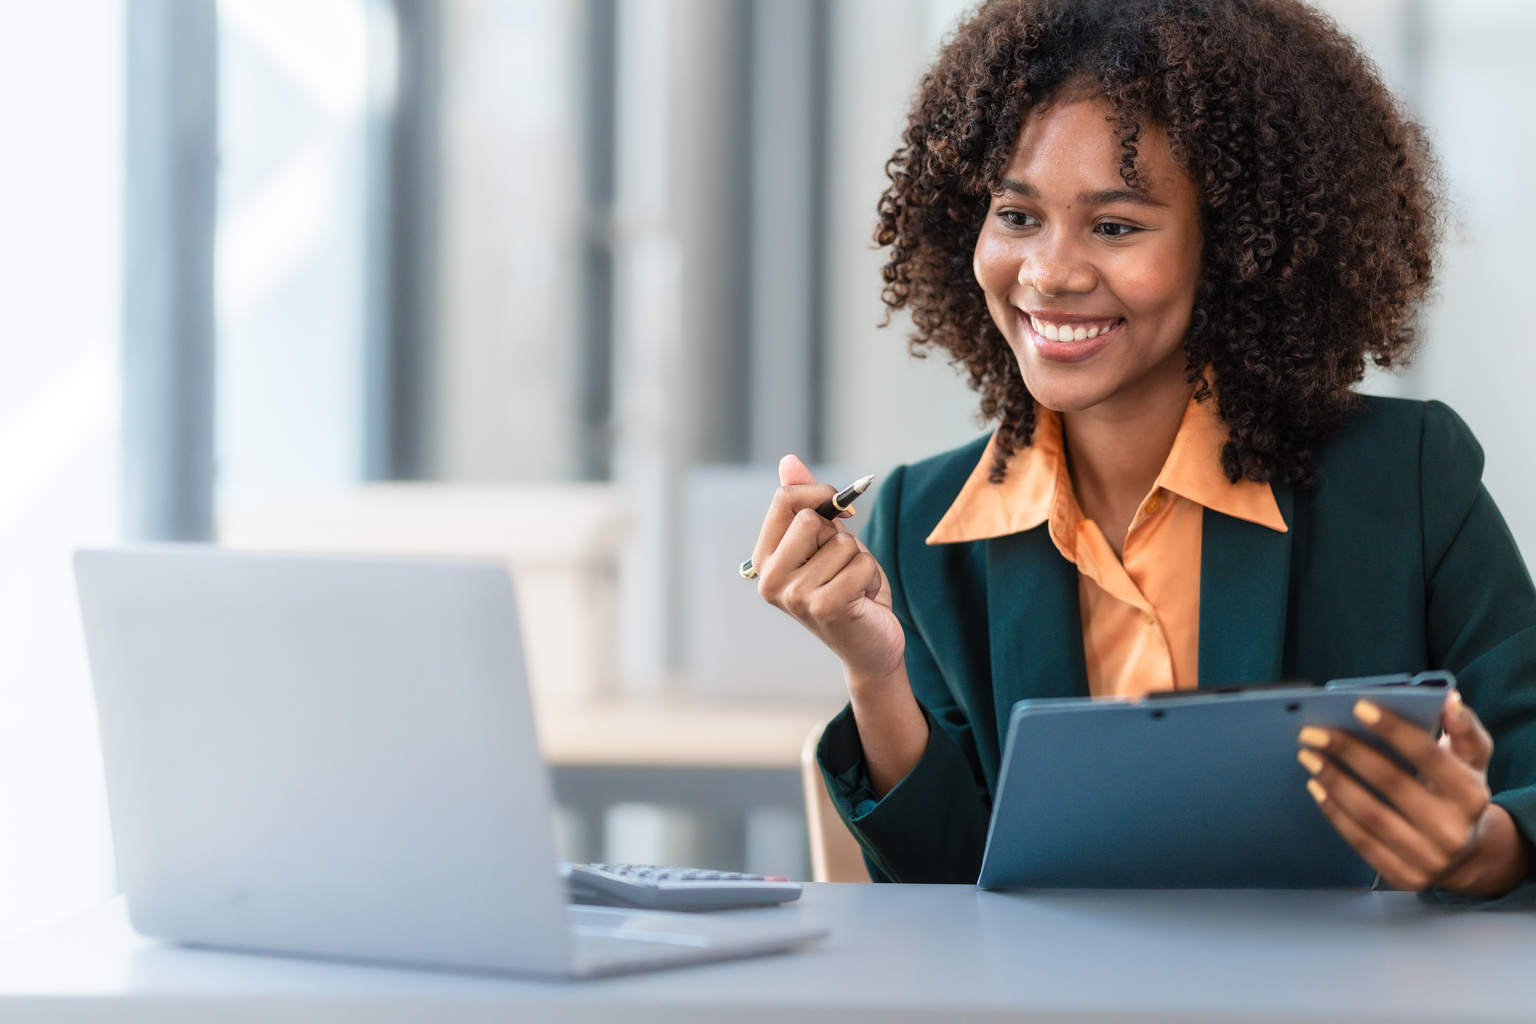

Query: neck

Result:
[1061,371,1194,558]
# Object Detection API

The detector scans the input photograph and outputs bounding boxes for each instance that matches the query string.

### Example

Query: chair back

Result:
[800,722,872,883]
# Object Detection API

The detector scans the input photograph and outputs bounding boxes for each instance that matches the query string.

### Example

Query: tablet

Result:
[976,673,1452,890]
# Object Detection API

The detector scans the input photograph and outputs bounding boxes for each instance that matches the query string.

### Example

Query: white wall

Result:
[0,1,122,941]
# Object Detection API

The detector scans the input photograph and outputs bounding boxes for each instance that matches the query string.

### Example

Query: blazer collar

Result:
[1198,483,1294,687]
[985,528,1091,718]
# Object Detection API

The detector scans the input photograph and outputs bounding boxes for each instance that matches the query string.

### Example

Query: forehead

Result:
[1003,97,1191,201]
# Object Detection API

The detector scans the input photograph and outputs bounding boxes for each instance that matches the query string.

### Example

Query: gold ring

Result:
[739,558,759,581]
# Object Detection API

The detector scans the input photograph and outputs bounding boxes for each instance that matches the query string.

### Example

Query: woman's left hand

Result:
[1298,691,1533,897]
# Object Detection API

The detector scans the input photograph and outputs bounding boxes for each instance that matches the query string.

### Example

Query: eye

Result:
[1096,221,1138,238]
[997,210,1038,229]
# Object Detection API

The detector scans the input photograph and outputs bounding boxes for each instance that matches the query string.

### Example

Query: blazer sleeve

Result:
[816,463,993,883]
[1419,401,1536,847]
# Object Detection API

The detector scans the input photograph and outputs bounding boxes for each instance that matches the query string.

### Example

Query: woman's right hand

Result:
[753,455,929,796]
[751,455,905,688]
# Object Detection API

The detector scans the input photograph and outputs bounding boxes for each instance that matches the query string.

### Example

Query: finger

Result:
[834,523,891,602]
[1352,700,1489,813]
[752,482,840,567]
[801,549,891,631]
[1298,727,1473,857]
[759,507,838,583]
[1441,690,1494,772]
[779,545,886,635]
[1305,779,1440,891]
[778,454,816,487]
[778,530,865,605]
[1298,749,1449,878]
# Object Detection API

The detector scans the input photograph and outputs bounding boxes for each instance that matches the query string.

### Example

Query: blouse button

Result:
[1145,494,1162,515]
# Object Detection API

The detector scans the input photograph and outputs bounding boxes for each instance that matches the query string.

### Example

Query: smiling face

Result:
[973,97,1204,419]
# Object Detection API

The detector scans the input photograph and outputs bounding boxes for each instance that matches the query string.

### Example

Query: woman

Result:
[752,0,1536,894]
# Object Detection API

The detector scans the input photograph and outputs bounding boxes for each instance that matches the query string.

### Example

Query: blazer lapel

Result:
[1199,483,1294,686]
[986,528,1089,716]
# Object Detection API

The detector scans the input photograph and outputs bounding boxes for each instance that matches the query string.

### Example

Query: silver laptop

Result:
[74,546,825,978]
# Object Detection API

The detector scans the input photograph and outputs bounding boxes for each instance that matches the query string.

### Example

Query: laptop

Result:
[73,546,826,978]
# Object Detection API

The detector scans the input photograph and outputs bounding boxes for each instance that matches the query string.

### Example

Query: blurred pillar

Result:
[612,0,683,689]
[747,0,828,464]
[365,0,440,481]
[122,0,217,541]
[578,0,620,481]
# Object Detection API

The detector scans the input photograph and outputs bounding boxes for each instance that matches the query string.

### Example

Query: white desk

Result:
[2,884,1534,1023]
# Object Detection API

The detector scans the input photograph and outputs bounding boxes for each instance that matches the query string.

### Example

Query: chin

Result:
[1014,355,1117,414]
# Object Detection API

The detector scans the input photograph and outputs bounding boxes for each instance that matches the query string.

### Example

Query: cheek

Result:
[1119,247,1200,327]
[972,227,1018,296]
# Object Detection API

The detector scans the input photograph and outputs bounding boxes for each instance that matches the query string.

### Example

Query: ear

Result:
[778,454,817,487]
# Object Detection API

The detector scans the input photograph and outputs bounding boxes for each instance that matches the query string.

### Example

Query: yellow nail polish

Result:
[1306,778,1327,803]
[1296,748,1324,774]
[1297,726,1329,748]
[1448,690,1467,720]
[1353,700,1382,725]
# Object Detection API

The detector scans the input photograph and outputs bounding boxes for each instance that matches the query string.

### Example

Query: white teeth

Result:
[1031,316,1121,341]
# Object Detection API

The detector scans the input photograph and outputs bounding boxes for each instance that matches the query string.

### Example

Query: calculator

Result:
[561,863,804,911]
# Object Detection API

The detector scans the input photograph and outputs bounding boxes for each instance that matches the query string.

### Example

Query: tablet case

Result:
[977,675,1451,889]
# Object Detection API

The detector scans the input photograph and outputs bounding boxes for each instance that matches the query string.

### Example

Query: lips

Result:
[1021,311,1123,364]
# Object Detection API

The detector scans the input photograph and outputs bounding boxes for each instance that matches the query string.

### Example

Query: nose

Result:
[1019,229,1098,297]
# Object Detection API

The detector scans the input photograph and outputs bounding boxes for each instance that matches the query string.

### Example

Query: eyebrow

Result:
[995,178,1168,209]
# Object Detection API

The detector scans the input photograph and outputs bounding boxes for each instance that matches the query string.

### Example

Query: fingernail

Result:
[1297,726,1329,748]
[1296,748,1325,774]
[1306,778,1327,803]
[1449,690,1468,719]
[1353,700,1382,725]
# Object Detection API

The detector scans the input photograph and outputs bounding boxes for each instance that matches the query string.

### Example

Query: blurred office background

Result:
[1,0,1533,939]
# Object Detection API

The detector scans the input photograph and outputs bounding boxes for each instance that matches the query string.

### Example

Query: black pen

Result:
[814,475,875,519]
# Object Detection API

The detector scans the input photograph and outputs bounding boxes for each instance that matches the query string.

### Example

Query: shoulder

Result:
[1315,395,1483,485]
[1308,395,1487,555]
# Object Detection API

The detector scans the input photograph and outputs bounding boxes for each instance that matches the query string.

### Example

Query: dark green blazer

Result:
[818,397,1536,885]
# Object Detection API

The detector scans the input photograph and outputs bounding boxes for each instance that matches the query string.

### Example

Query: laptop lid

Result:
[75,546,573,974]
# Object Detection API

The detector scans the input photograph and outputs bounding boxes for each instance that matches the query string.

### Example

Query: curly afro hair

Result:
[876,0,1443,486]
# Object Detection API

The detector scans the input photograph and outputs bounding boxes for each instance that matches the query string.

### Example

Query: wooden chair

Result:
[800,722,872,883]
